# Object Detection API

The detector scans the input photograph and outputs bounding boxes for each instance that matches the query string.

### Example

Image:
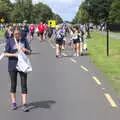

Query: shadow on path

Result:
[31,52,41,55]
[27,100,56,111]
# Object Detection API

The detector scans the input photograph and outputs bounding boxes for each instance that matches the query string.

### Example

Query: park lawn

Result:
[0,31,4,36]
[87,32,120,96]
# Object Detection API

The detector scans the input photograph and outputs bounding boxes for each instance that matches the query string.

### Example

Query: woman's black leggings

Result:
[9,72,27,94]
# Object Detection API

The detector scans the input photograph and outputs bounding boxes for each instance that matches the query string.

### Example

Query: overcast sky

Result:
[11,0,83,21]
[34,0,83,21]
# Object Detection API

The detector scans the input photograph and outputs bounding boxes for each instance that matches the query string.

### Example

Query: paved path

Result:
[99,31,120,40]
[0,35,120,120]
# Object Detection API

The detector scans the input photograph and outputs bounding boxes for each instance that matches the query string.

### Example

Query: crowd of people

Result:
[4,22,48,41]
[4,22,88,58]
[0,21,89,112]
[55,24,88,57]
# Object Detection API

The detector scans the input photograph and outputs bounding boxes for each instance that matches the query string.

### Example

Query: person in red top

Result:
[38,22,45,40]
[29,24,35,40]
[43,23,48,39]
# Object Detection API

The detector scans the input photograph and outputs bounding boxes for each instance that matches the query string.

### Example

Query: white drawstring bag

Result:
[0,53,5,61]
[16,51,32,73]
[0,43,5,61]
[15,39,32,73]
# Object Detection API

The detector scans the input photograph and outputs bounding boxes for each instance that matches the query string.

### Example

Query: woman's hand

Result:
[21,48,31,55]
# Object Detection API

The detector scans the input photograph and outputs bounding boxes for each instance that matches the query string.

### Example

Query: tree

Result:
[11,0,33,23]
[53,13,63,24]
[109,0,120,24]
[33,2,53,23]
[0,0,63,24]
[73,0,115,24]
[73,2,89,24]
[0,0,12,22]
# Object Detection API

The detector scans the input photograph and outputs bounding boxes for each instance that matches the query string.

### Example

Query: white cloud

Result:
[36,0,83,21]
[10,0,83,21]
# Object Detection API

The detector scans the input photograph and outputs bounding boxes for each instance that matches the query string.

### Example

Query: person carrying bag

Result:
[4,27,32,112]
[14,38,32,73]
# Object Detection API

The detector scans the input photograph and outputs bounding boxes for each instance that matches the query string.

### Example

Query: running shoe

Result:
[11,103,17,110]
[73,53,77,57]
[21,104,29,112]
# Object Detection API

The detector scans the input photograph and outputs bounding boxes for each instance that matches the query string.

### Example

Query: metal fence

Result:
[109,24,120,32]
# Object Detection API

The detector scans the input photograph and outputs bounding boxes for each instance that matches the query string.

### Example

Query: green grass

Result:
[88,32,120,96]
[0,31,4,36]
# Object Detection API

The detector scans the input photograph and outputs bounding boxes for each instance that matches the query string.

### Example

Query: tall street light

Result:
[87,2,91,38]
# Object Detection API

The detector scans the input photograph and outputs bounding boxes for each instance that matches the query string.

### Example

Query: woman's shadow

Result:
[27,100,56,111]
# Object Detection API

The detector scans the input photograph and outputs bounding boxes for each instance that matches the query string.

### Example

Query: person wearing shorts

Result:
[56,27,64,57]
[71,27,80,56]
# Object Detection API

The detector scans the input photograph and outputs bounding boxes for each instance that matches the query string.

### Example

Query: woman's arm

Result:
[4,53,17,57]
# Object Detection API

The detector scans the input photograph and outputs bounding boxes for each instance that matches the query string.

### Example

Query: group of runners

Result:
[55,24,88,57]
[4,23,88,58]
[4,22,48,42]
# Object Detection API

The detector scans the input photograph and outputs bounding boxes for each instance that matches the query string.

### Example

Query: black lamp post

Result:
[106,21,109,56]
[87,2,91,38]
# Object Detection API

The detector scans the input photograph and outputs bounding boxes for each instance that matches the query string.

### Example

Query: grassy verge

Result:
[0,31,4,36]
[88,32,120,96]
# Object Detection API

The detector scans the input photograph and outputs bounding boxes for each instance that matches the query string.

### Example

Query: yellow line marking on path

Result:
[70,58,77,63]
[51,44,55,48]
[62,53,67,57]
[81,65,88,72]
[102,88,106,90]
[104,93,117,108]
[93,76,102,86]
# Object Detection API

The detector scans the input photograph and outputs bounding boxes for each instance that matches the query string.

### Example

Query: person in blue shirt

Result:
[4,27,31,112]
[21,23,29,40]
[4,25,14,39]
[56,27,65,57]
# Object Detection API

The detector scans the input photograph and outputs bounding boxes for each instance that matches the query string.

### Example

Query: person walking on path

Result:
[29,24,35,40]
[21,23,29,40]
[71,27,80,57]
[38,22,45,41]
[4,27,31,112]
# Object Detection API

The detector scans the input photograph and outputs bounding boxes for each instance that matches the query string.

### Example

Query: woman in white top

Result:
[71,27,80,56]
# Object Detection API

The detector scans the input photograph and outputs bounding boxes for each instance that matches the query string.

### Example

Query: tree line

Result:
[73,0,120,24]
[0,0,63,24]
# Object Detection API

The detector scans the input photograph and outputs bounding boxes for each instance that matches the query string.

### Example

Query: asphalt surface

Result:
[99,31,120,40]
[0,35,120,120]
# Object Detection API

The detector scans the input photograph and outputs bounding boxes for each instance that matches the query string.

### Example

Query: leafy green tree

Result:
[73,0,115,24]
[74,2,89,24]
[0,0,12,22]
[0,0,63,24]
[33,2,53,23]
[109,0,120,24]
[53,13,63,24]
[11,0,33,23]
